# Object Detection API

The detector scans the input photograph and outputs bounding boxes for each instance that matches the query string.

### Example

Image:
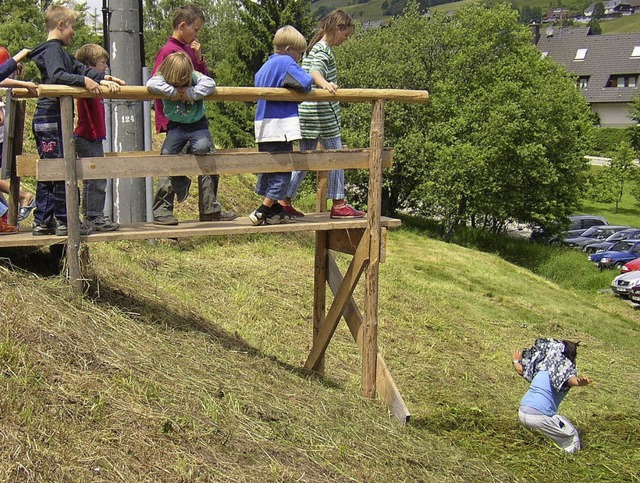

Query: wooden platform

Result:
[0,214,401,248]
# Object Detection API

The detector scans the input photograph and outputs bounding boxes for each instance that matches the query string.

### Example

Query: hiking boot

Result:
[85,215,120,232]
[281,203,304,218]
[175,177,192,203]
[154,215,179,226]
[199,210,238,222]
[32,221,56,236]
[249,205,295,226]
[330,203,366,219]
[0,219,18,235]
[55,222,92,236]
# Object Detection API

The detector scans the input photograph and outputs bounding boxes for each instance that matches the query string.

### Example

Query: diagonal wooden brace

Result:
[304,232,370,372]
[327,253,411,423]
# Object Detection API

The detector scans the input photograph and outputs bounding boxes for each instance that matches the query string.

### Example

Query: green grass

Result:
[600,13,640,34]
[1,186,639,479]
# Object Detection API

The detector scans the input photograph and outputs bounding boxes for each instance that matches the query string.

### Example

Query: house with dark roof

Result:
[535,26,640,126]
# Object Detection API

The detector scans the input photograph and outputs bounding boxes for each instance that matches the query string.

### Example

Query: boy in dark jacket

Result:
[29,5,124,236]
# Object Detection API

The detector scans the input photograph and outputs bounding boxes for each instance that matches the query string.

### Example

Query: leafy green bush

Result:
[591,127,631,157]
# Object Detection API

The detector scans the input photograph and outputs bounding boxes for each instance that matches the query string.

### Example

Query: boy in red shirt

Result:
[151,4,236,225]
[74,43,121,231]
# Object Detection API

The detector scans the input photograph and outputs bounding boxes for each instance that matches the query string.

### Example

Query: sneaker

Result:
[85,215,120,232]
[249,205,296,226]
[154,215,179,226]
[281,203,304,218]
[330,204,366,219]
[199,210,238,222]
[32,221,56,236]
[0,219,18,235]
[55,222,92,236]
[175,178,192,203]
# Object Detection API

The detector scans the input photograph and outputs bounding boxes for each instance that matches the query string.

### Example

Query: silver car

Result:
[610,271,640,297]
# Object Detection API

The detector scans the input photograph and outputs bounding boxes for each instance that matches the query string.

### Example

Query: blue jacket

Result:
[0,58,17,83]
[254,53,312,143]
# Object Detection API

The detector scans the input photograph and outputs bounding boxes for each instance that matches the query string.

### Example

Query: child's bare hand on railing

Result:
[100,80,121,93]
[104,75,126,86]
[84,77,102,97]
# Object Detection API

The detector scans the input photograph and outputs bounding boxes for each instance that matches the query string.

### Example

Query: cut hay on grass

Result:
[1,202,639,481]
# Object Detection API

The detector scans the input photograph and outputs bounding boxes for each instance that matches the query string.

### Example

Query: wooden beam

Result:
[362,99,385,399]
[327,254,410,423]
[28,148,394,181]
[316,172,328,213]
[11,85,430,104]
[327,228,388,262]
[313,231,328,375]
[61,96,83,293]
[304,234,369,372]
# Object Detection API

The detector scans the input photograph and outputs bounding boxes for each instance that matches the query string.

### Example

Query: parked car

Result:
[531,214,609,242]
[610,271,640,297]
[588,239,640,269]
[584,227,640,253]
[563,225,628,248]
[621,258,640,273]
[629,284,640,304]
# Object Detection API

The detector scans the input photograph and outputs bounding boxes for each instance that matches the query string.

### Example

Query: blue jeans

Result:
[153,125,221,218]
[32,109,67,225]
[255,141,293,201]
[75,135,107,218]
[286,137,345,200]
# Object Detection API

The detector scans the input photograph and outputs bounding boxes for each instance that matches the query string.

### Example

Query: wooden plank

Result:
[61,96,83,293]
[327,254,410,423]
[30,148,394,181]
[4,96,26,225]
[12,85,430,104]
[362,99,385,399]
[0,214,402,248]
[16,147,260,176]
[304,234,369,372]
[327,228,388,260]
[313,231,328,375]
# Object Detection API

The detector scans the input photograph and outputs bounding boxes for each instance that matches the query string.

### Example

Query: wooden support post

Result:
[313,231,328,374]
[61,96,83,293]
[327,254,410,423]
[316,172,328,213]
[362,99,385,399]
[2,94,26,226]
[304,235,369,372]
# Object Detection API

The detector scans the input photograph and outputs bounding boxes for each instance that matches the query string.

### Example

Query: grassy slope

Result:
[1,196,639,480]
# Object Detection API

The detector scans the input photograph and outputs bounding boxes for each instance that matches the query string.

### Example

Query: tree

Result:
[338,2,593,234]
[592,1,605,20]
[586,142,636,213]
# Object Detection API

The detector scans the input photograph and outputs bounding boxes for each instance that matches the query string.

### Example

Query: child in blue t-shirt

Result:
[249,26,313,226]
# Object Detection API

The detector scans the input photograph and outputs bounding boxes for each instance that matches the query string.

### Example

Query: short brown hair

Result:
[75,44,109,66]
[157,51,194,87]
[273,26,307,54]
[45,5,78,31]
[172,5,205,29]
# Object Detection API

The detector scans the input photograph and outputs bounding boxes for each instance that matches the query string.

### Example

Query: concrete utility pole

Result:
[107,0,146,223]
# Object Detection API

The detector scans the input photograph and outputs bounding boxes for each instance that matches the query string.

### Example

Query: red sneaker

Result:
[0,219,18,235]
[281,204,305,218]
[330,204,366,219]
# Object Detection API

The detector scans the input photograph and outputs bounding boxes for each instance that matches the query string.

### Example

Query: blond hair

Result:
[157,52,194,87]
[75,44,109,66]
[45,5,78,31]
[273,25,307,54]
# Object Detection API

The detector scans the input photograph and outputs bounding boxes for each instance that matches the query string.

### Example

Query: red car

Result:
[621,258,640,273]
